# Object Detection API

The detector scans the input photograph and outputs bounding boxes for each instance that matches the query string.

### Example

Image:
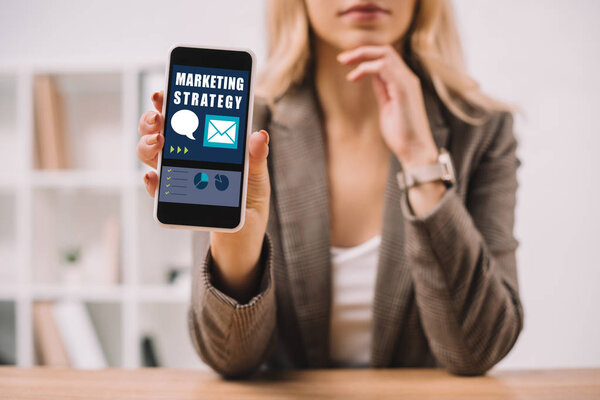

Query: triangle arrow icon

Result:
[170,146,174,153]
[184,147,188,154]
[177,146,181,154]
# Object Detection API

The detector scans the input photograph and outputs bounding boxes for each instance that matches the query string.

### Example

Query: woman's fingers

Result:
[372,74,391,106]
[339,45,414,84]
[350,64,396,107]
[138,110,163,136]
[344,50,419,104]
[136,133,164,168]
[346,59,392,82]
[249,130,269,160]
[143,170,159,197]
[136,92,166,192]
[246,130,271,208]
[248,130,270,183]
[152,91,164,113]
[137,99,165,168]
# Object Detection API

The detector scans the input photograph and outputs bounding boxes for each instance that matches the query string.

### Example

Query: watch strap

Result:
[397,163,447,190]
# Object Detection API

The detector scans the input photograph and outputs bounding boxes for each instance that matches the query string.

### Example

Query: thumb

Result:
[246,130,270,208]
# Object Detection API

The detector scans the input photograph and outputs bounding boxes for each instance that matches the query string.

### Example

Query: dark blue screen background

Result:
[163,64,249,165]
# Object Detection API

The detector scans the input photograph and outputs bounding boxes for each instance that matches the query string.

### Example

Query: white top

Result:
[329,235,381,367]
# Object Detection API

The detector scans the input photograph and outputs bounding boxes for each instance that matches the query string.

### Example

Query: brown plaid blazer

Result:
[187,81,524,378]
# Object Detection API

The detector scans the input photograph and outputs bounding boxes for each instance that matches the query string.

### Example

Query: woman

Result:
[137,0,523,377]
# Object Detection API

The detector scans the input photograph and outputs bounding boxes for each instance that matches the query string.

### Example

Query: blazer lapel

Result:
[269,85,332,367]
[370,88,449,367]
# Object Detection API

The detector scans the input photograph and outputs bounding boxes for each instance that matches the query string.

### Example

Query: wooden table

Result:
[0,367,598,399]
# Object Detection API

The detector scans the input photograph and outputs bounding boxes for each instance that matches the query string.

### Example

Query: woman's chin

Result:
[336,32,399,50]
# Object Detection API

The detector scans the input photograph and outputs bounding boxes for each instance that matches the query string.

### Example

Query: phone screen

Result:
[156,47,253,229]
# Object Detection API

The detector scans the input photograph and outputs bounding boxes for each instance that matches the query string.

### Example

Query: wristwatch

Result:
[397,148,456,190]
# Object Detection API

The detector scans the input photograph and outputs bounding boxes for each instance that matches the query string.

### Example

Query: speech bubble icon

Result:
[171,109,199,140]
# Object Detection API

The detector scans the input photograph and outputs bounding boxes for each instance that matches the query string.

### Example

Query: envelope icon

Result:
[203,115,239,149]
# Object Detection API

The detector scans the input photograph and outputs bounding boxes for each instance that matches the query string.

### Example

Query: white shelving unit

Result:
[0,63,205,369]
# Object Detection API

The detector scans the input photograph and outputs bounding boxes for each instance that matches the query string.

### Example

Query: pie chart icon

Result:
[214,174,229,191]
[193,172,209,190]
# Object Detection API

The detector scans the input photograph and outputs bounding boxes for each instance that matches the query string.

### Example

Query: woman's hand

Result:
[338,45,446,215]
[137,92,271,302]
[337,45,439,170]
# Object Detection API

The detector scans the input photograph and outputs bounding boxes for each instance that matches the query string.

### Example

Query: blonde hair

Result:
[257,0,511,124]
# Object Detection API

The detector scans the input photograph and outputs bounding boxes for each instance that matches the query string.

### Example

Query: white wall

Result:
[1,0,599,370]
[454,0,600,369]
[0,0,267,65]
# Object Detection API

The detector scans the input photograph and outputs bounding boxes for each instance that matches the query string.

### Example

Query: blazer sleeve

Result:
[187,232,277,378]
[401,112,524,375]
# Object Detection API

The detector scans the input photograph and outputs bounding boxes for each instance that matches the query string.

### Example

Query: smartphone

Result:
[153,45,255,232]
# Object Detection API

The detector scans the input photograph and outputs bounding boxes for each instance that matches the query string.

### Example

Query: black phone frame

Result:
[156,46,253,229]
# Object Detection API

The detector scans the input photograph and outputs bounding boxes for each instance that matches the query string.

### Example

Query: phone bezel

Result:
[152,44,255,232]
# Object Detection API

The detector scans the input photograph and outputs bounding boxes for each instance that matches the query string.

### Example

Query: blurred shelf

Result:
[0,285,18,301]
[27,62,162,75]
[31,187,122,285]
[30,284,125,302]
[52,73,121,94]
[0,74,19,174]
[0,301,16,365]
[30,170,130,188]
[32,72,123,171]
[0,192,17,287]
[137,285,190,303]
[2,63,197,369]
[0,175,19,188]
[138,301,205,369]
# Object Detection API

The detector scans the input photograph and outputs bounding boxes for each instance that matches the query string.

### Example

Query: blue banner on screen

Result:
[158,166,241,207]
[163,65,249,164]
